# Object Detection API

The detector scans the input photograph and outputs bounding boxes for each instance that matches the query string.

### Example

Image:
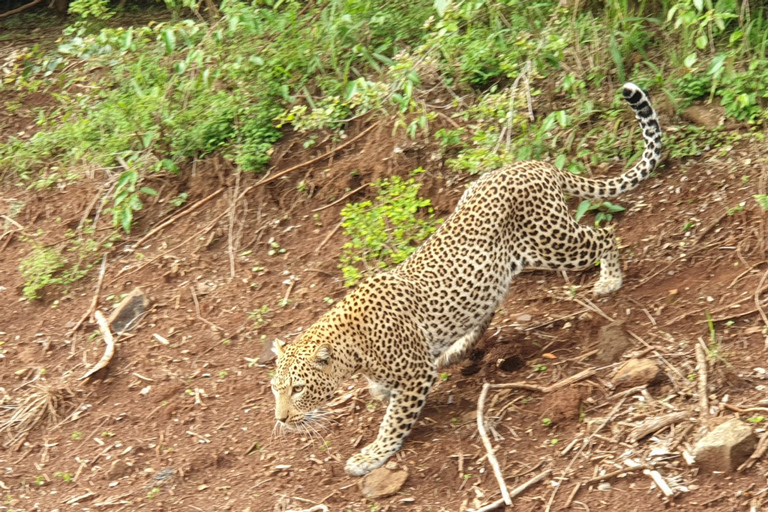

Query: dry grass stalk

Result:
[694,343,709,415]
[0,382,76,448]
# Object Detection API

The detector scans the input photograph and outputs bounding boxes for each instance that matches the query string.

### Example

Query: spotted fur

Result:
[271,83,661,476]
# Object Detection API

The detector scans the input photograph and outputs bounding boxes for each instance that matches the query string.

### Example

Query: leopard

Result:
[271,82,661,476]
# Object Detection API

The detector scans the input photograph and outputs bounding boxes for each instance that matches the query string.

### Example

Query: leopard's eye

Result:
[293,385,305,394]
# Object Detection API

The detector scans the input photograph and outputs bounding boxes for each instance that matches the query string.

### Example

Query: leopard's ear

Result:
[312,344,332,369]
[272,338,286,358]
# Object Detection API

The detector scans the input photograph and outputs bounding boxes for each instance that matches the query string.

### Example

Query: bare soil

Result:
[1,31,768,512]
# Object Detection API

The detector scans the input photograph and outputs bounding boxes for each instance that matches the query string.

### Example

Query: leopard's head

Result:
[271,338,337,430]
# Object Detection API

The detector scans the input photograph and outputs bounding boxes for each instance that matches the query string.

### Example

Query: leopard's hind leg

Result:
[522,194,622,295]
[435,312,494,368]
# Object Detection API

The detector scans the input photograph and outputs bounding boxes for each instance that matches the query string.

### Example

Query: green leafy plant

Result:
[754,194,768,211]
[340,173,439,286]
[54,472,74,483]
[19,246,66,300]
[107,168,158,233]
[574,200,626,226]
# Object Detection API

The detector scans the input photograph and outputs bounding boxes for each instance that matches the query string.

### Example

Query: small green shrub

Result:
[19,246,66,300]
[340,172,439,286]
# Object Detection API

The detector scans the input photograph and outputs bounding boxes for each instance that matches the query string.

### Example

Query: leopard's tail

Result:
[559,83,661,200]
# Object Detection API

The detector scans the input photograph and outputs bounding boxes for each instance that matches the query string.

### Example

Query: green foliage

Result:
[20,246,66,301]
[107,167,157,234]
[68,0,114,20]
[340,173,439,286]
[574,200,626,226]
[754,194,768,211]
[19,228,105,301]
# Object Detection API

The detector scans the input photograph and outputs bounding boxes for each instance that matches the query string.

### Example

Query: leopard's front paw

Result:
[593,276,622,296]
[344,449,389,476]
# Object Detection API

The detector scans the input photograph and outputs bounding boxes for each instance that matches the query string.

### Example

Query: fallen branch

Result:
[472,469,552,512]
[311,183,369,213]
[475,370,594,510]
[487,368,596,394]
[189,285,223,332]
[0,0,43,19]
[721,403,768,414]
[133,187,225,248]
[227,172,241,279]
[315,221,343,253]
[477,383,512,506]
[68,253,108,337]
[255,122,378,191]
[626,411,690,443]
[79,311,115,380]
[582,464,649,485]
[755,268,768,329]
[695,343,709,415]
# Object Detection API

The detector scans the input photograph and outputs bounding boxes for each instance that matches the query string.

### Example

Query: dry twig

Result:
[227,172,241,279]
[472,469,552,512]
[695,344,709,415]
[134,187,225,248]
[739,433,768,471]
[626,411,690,443]
[476,370,595,510]
[189,286,223,332]
[487,368,596,394]
[311,183,370,213]
[315,221,343,254]
[68,253,108,336]
[0,0,43,18]
[755,268,768,328]
[581,464,650,485]
[477,384,511,506]
[79,311,116,380]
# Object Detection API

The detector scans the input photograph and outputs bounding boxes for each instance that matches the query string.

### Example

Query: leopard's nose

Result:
[276,415,288,423]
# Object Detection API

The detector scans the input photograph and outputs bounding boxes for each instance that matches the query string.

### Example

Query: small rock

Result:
[612,358,660,388]
[595,322,631,364]
[108,288,150,334]
[360,462,408,499]
[597,482,612,491]
[515,314,532,323]
[106,459,132,480]
[693,418,757,472]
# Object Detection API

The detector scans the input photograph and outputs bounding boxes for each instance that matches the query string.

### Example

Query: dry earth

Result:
[1,31,768,512]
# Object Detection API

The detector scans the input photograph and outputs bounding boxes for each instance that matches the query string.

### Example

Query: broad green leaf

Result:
[707,54,727,77]
[684,53,697,68]
[140,187,158,196]
[602,201,626,213]
[161,29,176,54]
[434,0,450,17]
[575,200,592,222]
[695,34,708,50]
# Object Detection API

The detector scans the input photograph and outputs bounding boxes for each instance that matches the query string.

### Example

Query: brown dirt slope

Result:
[1,105,768,512]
